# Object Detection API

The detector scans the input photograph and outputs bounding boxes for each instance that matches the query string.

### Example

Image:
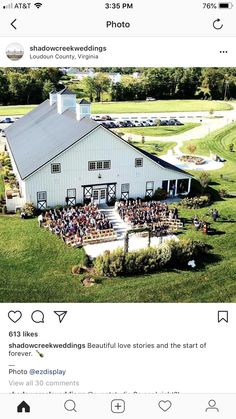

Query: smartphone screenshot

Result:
[0,0,235,417]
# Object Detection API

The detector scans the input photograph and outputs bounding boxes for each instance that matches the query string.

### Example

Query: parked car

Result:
[141,121,151,127]
[125,120,135,127]
[92,115,102,121]
[113,120,122,127]
[167,119,183,126]
[133,120,143,127]
[146,97,156,101]
[147,119,156,126]
[0,117,13,123]
[109,121,117,128]
[100,115,112,121]
[102,121,112,128]
[160,120,169,126]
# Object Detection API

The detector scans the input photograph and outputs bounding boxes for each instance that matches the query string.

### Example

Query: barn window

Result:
[97,161,103,170]
[51,163,61,173]
[135,158,143,167]
[37,191,47,201]
[103,161,111,169]
[88,160,111,171]
[88,162,96,170]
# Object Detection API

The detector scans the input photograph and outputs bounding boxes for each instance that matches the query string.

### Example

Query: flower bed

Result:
[178,155,205,165]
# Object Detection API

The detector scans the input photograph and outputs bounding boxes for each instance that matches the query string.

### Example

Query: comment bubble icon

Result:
[31,310,44,323]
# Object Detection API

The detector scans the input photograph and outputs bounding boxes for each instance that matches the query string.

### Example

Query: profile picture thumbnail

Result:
[6,42,24,61]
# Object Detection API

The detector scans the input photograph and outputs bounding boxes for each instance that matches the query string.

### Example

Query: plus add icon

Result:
[111,399,125,413]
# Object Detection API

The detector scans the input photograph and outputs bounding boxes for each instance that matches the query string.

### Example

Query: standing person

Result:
[203,222,208,234]
[212,209,219,222]
[38,213,43,227]
[173,207,178,220]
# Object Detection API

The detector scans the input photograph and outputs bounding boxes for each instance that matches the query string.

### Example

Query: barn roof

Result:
[128,142,192,176]
[5,100,191,180]
[5,100,99,179]
[79,99,90,104]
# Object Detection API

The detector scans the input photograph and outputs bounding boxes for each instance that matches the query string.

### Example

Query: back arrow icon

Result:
[213,19,223,30]
[11,19,17,30]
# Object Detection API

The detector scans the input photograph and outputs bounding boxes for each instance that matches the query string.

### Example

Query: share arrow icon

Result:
[54,311,67,323]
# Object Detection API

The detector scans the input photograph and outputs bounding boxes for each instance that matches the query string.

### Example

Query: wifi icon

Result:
[34,2,42,8]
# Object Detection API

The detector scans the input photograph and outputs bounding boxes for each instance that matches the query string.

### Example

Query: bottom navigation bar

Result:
[1,394,235,418]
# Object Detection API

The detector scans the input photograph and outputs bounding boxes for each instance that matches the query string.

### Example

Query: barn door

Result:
[67,189,76,206]
[37,191,47,210]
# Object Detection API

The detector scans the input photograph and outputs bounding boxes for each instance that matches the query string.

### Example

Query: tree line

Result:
[0,68,63,105]
[77,68,236,102]
[1,67,236,105]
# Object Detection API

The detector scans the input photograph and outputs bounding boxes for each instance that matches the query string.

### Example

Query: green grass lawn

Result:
[0,123,236,303]
[0,100,232,117]
[92,100,232,114]
[132,141,176,156]
[0,105,37,116]
[181,122,236,193]
[115,123,200,137]
[0,206,235,303]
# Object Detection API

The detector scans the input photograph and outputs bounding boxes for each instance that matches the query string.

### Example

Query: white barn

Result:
[5,89,192,210]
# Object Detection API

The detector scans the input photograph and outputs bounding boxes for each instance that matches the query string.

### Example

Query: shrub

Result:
[181,195,210,209]
[199,172,211,190]
[94,248,125,277]
[152,188,167,201]
[186,143,197,154]
[22,202,36,217]
[108,197,116,207]
[167,239,209,267]
[94,245,172,277]
[218,189,228,198]
[93,240,209,278]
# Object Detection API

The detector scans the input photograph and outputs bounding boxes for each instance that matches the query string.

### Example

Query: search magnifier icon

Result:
[64,399,77,412]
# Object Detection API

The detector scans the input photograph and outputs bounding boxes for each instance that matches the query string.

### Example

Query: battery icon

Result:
[219,2,233,7]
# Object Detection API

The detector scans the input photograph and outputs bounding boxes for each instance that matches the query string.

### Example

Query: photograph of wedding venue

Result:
[0,67,235,303]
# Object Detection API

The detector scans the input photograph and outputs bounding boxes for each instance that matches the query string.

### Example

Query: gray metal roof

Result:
[58,88,75,95]
[79,99,90,104]
[5,99,191,181]
[130,143,192,177]
[5,100,99,179]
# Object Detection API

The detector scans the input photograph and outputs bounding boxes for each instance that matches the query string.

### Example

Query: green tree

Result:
[42,80,55,100]
[199,172,211,190]
[0,70,9,105]
[93,73,111,102]
[80,77,96,102]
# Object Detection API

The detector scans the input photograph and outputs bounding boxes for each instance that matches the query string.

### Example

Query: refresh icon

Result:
[213,19,223,30]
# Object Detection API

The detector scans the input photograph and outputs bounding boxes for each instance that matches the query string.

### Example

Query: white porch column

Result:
[167,180,170,193]
[188,178,192,194]
[175,179,178,196]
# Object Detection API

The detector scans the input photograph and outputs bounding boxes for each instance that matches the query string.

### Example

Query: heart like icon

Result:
[158,400,172,412]
[8,310,22,323]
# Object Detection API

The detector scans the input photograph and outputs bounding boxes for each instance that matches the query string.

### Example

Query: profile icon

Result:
[205,399,219,412]
[6,42,24,61]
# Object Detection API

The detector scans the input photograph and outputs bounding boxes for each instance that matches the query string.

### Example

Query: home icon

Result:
[17,401,30,413]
